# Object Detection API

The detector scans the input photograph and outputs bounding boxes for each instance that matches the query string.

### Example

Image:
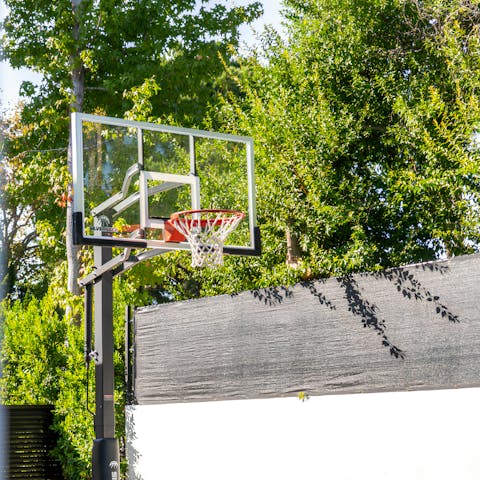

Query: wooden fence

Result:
[0,405,63,480]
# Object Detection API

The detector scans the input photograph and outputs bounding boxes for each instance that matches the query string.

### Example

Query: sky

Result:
[0,1,284,113]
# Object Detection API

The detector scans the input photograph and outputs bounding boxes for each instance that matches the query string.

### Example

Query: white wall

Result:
[127,388,480,480]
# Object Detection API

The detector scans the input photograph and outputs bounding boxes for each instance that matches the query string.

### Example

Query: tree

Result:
[1,0,262,296]
[209,0,480,286]
[1,108,69,297]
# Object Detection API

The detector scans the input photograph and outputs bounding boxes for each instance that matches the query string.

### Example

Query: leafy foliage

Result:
[106,0,480,299]
[0,288,89,479]
[1,109,69,296]
[2,0,263,119]
[0,273,152,479]
[1,0,263,295]
[210,0,480,284]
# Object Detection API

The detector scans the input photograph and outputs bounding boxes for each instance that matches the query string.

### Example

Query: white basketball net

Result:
[169,209,245,268]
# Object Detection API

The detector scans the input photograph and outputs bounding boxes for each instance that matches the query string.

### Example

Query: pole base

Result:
[92,438,120,480]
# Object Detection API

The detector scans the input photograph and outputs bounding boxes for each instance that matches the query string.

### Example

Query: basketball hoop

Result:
[169,209,245,267]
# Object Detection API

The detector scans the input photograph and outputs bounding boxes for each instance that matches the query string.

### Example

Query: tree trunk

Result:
[66,0,85,298]
[286,218,302,268]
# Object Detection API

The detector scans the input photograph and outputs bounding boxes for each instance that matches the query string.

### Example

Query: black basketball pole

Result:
[91,246,120,480]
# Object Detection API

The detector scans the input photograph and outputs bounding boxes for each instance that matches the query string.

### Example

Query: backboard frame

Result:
[71,112,261,257]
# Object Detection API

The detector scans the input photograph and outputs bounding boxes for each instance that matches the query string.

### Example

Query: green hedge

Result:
[0,278,147,479]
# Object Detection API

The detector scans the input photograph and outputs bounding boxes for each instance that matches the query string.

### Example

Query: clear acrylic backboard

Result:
[71,113,260,257]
